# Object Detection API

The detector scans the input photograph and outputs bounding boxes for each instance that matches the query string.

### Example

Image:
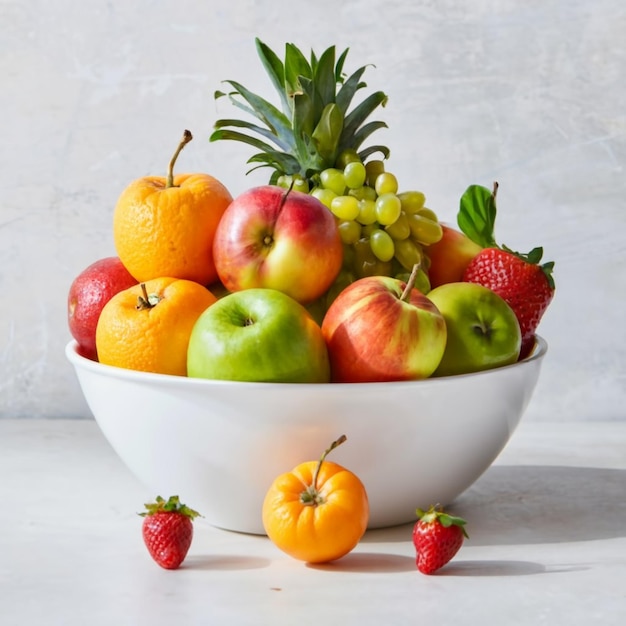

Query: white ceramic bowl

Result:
[66,337,547,534]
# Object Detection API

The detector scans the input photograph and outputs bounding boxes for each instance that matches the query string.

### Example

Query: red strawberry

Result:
[139,495,201,570]
[412,505,468,574]
[457,182,555,358]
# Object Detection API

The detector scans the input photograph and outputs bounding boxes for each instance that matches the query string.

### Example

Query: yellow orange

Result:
[95,277,216,376]
[113,130,233,285]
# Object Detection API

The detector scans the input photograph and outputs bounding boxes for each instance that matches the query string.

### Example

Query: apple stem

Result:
[300,434,347,507]
[166,130,193,188]
[278,184,293,213]
[400,263,421,302]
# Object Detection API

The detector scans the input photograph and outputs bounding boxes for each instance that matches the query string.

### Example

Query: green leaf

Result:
[295,77,319,134]
[217,80,294,147]
[212,118,292,151]
[341,91,388,145]
[254,38,290,116]
[285,42,312,98]
[336,65,369,115]
[312,103,344,163]
[209,129,279,155]
[335,47,349,82]
[247,150,301,174]
[457,184,498,248]
[346,120,388,152]
[357,144,390,161]
[313,45,339,107]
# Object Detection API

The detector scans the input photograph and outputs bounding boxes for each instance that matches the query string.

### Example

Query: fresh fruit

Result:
[425,223,483,288]
[210,39,389,188]
[96,277,216,375]
[262,435,369,563]
[210,39,441,288]
[304,160,440,287]
[427,282,521,376]
[113,130,233,285]
[140,495,200,570]
[321,264,447,382]
[67,256,137,361]
[212,185,343,304]
[187,288,330,383]
[412,504,468,574]
[458,183,555,358]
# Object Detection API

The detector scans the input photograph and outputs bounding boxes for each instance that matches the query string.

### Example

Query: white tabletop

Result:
[2,419,625,625]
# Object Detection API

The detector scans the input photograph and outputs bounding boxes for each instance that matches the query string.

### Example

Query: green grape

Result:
[416,206,438,222]
[349,185,377,201]
[374,171,398,196]
[398,190,426,214]
[311,187,336,210]
[360,223,378,237]
[414,268,431,294]
[335,148,361,169]
[375,193,402,226]
[365,159,385,186]
[407,214,443,245]
[394,238,423,271]
[369,229,395,262]
[320,168,347,195]
[291,175,310,193]
[337,219,362,245]
[343,161,367,189]
[356,198,377,225]
[353,238,392,278]
[330,195,360,221]
[384,211,410,240]
[277,174,309,193]
[276,175,292,189]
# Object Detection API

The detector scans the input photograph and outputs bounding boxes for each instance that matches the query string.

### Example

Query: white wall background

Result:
[1,0,624,420]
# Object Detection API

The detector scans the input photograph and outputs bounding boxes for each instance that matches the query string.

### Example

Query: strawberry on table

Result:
[412,505,468,574]
[139,495,201,570]
[458,182,555,359]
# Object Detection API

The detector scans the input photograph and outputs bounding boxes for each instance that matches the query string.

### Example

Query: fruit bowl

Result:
[66,337,547,535]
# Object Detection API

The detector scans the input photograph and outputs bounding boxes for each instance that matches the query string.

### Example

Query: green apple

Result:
[427,282,521,376]
[187,288,330,383]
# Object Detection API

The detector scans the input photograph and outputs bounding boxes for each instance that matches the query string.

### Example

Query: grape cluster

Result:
[278,154,442,312]
[278,154,442,308]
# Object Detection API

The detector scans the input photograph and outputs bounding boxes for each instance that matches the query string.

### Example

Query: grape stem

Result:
[166,130,193,188]
[400,263,421,302]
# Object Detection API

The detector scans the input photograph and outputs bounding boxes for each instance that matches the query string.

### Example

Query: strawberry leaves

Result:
[457,182,498,249]
[139,495,201,520]
[458,181,555,289]
[415,505,469,538]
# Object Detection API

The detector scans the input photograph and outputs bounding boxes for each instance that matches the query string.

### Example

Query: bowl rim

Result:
[65,335,547,390]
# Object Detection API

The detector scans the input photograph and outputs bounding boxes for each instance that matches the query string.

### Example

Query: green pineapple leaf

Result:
[210,39,389,184]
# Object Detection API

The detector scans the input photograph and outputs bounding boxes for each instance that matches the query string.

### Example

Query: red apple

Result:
[426,223,482,288]
[212,185,343,304]
[321,266,447,382]
[67,256,137,360]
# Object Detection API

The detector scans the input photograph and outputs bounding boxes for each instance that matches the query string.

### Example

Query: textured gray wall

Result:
[1,0,624,420]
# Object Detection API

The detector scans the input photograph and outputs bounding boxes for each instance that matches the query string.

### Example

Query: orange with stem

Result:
[113,130,233,285]
[262,435,369,563]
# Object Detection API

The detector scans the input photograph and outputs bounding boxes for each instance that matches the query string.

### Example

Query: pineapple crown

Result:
[210,38,389,186]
